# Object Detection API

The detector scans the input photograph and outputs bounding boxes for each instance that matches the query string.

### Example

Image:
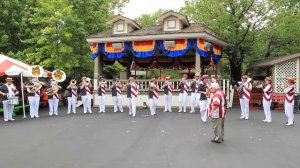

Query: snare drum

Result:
[8,97,19,105]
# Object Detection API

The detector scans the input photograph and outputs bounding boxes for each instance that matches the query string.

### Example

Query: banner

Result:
[102,42,129,59]
[159,39,192,57]
[130,40,157,58]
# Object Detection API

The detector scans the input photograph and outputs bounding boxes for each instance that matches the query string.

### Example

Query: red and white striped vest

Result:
[284,85,295,103]
[242,82,252,100]
[263,84,272,101]
[131,83,138,97]
[209,90,226,118]
[116,84,122,96]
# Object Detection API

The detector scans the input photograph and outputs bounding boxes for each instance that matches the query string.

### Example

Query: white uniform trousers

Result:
[127,97,136,116]
[112,95,123,112]
[240,98,250,119]
[149,98,158,115]
[164,94,172,112]
[48,98,59,116]
[28,96,40,118]
[190,93,200,112]
[81,95,92,113]
[199,100,208,122]
[2,100,14,121]
[263,99,272,121]
[98,95,106,112]
[178,92,188,112]
[284,100,294,124]
[67,96,77,114]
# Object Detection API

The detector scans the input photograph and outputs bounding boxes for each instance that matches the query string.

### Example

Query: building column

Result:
[195,51,201,74]
[93,56,102,106]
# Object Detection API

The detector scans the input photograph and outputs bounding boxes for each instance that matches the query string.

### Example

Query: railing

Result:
[93,79,234,108]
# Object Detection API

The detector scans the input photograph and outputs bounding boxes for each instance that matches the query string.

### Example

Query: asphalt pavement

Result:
[0,106,299,168]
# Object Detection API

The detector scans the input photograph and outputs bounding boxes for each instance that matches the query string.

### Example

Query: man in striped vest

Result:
[208,83,226,143]
[111,78,123,113]
[46,79,62,116]
[262,77,273,123]
[67,80,78,114]
[80,76,93,114]
[163,76,173,112]
[149,78,159,116]
[199,75,209,122]
[178,74,189,113]
[127,77,138,117]
[238,75,252,120]
[25,77,45,119]
[190,73,200,113]
[97,76,107,113]
[0,77,19,121]
[283,77,295,126]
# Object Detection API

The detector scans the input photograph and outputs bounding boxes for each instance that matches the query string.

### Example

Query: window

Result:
[116,23,124,32]
[167,20,176,29]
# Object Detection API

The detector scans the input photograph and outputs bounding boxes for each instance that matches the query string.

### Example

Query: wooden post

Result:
[93,56,102,107]
[195,50,201,74]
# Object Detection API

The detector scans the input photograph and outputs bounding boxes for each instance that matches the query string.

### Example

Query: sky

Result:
[121,0,186,19]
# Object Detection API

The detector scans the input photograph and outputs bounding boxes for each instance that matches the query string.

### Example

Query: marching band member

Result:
[190,73,200,113]
[238,75,252,120]
[97,76,107,113]
[127,77,138,117]
[199,75,209,122]
[283,77,295,126]
[0,77,19,121]
[25,77,45,118]
[67,80,78,114]
[148,78,159,116]
[80,76,93,114]
[163,76,173,112]
[208,83,226,143]
[46,79,61,116]
[111,78,123,113]
[262,77,273,123]
[178,74,189,113]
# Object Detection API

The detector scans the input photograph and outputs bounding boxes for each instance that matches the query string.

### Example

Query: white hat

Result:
[210,83,220,89]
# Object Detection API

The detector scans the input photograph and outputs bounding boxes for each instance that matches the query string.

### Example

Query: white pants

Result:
[82,95,92,113]
[113,95,123,112]
[285,101,294,124]
[127,97,136,116]
[179,92,188,112]
[263,99,272,121]
[149,98,158,115]
[2,100,14,120]
[240,98,250,119]
[48,98,59,115]
[199,100,208,121]
[190,93,200,112]
[28,96,40,117]
[164,94,172,112]
[67,96,77,113]
[98,95,105,112]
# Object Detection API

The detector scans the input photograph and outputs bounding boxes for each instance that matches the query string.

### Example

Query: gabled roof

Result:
[250,52,300,68]
[107,15,141,30]
[158,10,190,27]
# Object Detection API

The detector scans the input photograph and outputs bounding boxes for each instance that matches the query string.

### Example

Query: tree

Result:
[181,0,276,83]
[136,9,167,26]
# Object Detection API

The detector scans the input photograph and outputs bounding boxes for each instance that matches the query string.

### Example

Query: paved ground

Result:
[0,106,299,168]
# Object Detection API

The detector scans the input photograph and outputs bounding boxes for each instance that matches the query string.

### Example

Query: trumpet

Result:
[46,84,60,96]
[206,88,212,98]
[70,79,77,86]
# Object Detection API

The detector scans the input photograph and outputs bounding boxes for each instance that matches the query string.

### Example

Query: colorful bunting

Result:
[102,42,129,59]
[194,39,209,58]
[91,43,101,60]
[130,40,157,58]
[159,39,192,57]
[212,44,222,62]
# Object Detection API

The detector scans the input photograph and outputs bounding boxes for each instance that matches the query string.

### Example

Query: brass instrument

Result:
[27,81,43,93]
[206,87,212,98]
[70,79,77,86]
[46,85,60,96]
[29,65,44,77]
[149,83,156,91]
[52,69,66,82]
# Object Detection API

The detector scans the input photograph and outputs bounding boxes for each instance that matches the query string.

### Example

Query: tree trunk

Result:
[230,61,242,85]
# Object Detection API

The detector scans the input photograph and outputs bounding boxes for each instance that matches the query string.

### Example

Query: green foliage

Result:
[0,0,128,78]
[103,62,125,78]
[136,9,167,26]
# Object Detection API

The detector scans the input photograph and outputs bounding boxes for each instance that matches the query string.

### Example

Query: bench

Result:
[250,93,263,109]
[272,93,285,110]
[0,104,30,116]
